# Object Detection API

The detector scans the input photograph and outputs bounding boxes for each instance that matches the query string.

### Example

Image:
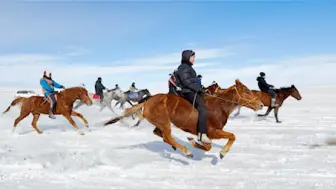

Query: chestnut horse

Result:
[234,85,302,123]
[104,80,263,159]
[3,87,92,135]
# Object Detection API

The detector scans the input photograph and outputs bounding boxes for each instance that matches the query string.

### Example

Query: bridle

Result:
[205,86,259,107]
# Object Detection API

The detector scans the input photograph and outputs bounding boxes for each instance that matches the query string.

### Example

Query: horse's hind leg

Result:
[71,111,90,129]
[152,127,176,151]
[31,113,43,134]
[258,106,272,117]
[12,110,30,134]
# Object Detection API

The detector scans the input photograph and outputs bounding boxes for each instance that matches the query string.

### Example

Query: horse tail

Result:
[3,97,26,114]
[104,102,145,126]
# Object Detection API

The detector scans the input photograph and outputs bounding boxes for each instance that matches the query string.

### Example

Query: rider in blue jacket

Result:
[40,71,65,119]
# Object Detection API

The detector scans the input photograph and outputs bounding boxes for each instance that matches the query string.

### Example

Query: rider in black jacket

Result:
[257,72,278,107]
[176,50,211,144]
[95,77,107,102]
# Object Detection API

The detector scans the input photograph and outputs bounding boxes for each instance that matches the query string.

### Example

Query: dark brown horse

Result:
[234,85,302,123]
[3,87,92,135]
[104,80,263,159]
[204,83,222,95]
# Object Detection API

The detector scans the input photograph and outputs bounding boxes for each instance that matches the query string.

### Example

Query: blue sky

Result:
[0,1,335,92]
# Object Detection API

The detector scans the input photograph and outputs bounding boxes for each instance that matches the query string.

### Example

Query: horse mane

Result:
[277,85,295,92]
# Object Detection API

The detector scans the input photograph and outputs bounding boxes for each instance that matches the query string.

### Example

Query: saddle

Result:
[41,93,58,105]
[128,92,139,99]
[93,94,101,99]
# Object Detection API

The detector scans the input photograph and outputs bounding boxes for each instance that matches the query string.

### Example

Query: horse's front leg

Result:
[274,107,281,123]
[211,129,236,159]
[258,106,272,117]
[63,113,85,135]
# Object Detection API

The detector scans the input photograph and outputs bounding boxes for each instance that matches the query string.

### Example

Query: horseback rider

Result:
[176,50,211,144]
[257,72,278,107]
[95,77,107,103]
[40,71,65,119]
[109,84,120,92]
[129,82,138,92]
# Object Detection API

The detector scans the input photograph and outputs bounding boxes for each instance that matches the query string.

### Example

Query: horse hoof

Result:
[186,153,193,158]
[171,146,176,151]
[257,114,264,117]
[276,121,282,123]
[219,151,226,159]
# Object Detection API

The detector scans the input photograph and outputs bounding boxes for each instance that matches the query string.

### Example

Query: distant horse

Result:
[104,80,263,159]
[205,83,222,95]
[114,89,151,108]
[73,88,125,112]
[3,87,92,135]
[233,85,302,123]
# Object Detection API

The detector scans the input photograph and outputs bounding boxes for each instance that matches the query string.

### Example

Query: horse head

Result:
[290,84,302,100]
[140,89,151,97]
[218,79,263,111]
[61,87,92,106]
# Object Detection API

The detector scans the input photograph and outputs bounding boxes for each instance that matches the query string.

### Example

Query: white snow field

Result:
[1,87,336,189]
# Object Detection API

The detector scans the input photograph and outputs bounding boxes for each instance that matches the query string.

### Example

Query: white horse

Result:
[73,88,125,112]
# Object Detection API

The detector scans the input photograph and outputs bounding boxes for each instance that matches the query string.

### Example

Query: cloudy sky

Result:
[0,1,335,93]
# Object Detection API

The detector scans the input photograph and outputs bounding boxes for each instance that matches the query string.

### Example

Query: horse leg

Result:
[71,111,90,129]
[258,106,272,117]
[152,127,176,151]
[147,117,192,157]
[107,103,115,114]
[187,137,212,151]
[274,107,281,123]
[233,106,241,117]
[127,100,133,106]
[73,101,83,109]
[161,128,193,158]
[63,114,85,135]
[211,129,236,159]
[31,113,43,134]
[12,109,30,134]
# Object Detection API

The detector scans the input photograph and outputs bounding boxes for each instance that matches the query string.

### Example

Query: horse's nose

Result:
[259,104,264,109]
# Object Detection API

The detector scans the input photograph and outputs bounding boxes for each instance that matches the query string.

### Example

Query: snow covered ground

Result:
[0,87,336,189]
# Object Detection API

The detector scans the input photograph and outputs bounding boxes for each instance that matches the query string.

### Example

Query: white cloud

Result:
[0,48,225,91]
[0,50,335,94]
[200,54,336,90]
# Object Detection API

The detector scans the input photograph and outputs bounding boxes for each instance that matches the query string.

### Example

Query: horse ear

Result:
[291,84,295,88]
[235,79,241,85]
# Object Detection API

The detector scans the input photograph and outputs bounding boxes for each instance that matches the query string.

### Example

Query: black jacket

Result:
[95,80,106,94]
[176,61,203,94]
[257,76,274,92]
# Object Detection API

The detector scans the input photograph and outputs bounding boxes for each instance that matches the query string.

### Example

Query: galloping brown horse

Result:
[104,80,264,159]
[3,87,92,135]
[234,85,302,123]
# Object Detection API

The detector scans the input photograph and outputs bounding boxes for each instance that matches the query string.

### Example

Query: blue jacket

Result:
[197,77,201,85]
[40,79,64,96]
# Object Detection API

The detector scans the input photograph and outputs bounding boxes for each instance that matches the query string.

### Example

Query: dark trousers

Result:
[47,93,57,113]
[183,92,208,133]
[267,89,277,98]
[98,92,104,102]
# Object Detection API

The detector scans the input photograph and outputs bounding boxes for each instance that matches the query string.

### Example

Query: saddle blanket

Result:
[93,94,100,99]
[128,92,138,99]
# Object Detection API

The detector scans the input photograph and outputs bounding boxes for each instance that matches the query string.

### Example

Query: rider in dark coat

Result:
[95,77,107,102]
[257,72,278,107]
[176,50,211,144]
